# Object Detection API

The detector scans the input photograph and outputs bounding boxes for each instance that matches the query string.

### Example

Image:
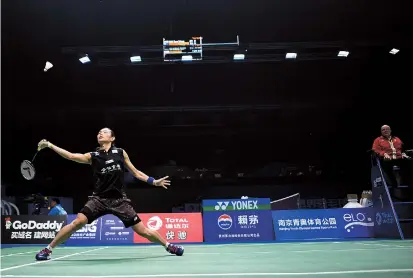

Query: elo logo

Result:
[343,213,373,233]
[217,214,232,230]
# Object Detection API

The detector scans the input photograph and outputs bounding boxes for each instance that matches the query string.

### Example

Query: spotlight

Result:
[233,54,245,60]
[390,48,399,55]
[338,51,349,57]
[181,55,193,61]
[286,53,297,59]
[79,55,91,64]
[130,56,142,62]
[44,61,53,72]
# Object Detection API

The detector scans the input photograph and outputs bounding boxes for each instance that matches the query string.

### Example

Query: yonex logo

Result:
[215,202,229,211]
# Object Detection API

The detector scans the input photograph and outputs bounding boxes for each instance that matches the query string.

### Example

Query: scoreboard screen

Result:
[163,37,203,61]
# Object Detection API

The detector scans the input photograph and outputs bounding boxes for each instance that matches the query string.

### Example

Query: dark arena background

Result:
[1,1,413,277]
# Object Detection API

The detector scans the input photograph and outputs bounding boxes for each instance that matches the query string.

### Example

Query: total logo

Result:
[147,216,163,231]
[147,216,189,231]
[215,200,259,211]
[4,217,64,232]
[217,214,233,230]
[343,213,374,233]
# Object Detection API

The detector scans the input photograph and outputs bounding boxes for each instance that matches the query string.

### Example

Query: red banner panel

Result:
[133,213,203,243]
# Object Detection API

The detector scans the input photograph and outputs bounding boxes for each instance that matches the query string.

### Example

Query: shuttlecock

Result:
[44,61,53,72]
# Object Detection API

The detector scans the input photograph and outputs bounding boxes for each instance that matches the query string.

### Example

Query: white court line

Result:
[123,243,272,248]
[2,268,413,277]
[8,246,411,256]
[293,247,413,253]
[356,242,412,248]
[1,252,38,258]
[0,247,107,272]
[0,248,104,258]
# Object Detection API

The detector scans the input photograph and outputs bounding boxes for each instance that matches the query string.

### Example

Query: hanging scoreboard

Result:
[163,37,203,62]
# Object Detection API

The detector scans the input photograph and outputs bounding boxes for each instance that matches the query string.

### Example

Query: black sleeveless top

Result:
[89,146,126,198]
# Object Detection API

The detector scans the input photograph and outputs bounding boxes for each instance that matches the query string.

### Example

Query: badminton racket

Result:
[20,147,41,180]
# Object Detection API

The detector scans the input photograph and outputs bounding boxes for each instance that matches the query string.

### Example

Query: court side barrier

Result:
[271,208,375,241]
[65,213,203,245]
[1,213,203,245]
[202,198,274,242]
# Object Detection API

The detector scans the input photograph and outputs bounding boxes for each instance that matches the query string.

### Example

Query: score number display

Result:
[163,37,203,61]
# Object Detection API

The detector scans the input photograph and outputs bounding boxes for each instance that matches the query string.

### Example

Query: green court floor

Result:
[1,240,413,277]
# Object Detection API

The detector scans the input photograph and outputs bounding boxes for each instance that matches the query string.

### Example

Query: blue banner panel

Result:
[65,215,102,245]
[65,215,134,245]
[272,208,374,241]
[202,198,271,212]
[100,215,134,243]
[203,210,274,242]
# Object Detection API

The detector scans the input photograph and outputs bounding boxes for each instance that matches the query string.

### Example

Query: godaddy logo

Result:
[5,217,12,229]
[215,202,229,211]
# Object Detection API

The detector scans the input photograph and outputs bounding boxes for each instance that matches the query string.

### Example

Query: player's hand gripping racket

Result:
[20,139,48,180]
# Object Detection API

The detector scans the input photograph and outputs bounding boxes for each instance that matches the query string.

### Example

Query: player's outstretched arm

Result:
[37,139,91,164]
[123,150,170,189]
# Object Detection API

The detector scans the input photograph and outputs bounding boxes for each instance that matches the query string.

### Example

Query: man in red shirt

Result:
[372,125,410,187]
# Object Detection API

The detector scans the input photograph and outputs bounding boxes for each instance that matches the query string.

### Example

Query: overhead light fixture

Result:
[233,54,245,60]
[44,61,53,72]
[79,55,91,64]
[338,51,349,57]
[130,56,142,62]
[181,55,193,61]
[286,53,297,59]
[390,48,399,55]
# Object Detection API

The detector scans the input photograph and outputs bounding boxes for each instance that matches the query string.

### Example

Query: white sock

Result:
[165,242,170,249]
[46,245,53,251]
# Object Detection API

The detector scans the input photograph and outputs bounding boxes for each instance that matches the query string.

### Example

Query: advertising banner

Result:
[65,215,134,245]
[272,208,375,241]
[65,214,102,245]
[100,215,134,243]
[1,215,67,244]
[133,213,203,243]
[202,198,274,242]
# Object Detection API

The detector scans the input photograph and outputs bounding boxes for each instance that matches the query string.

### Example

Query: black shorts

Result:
[79,196,141,228]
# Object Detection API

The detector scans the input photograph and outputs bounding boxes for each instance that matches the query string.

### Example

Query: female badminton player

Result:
[35,127,184,260]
